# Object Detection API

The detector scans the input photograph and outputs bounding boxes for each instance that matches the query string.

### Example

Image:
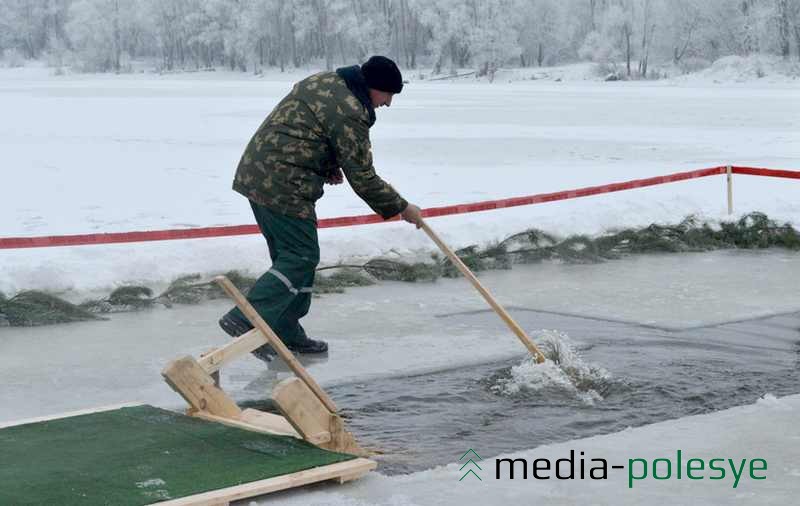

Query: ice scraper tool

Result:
[421,220,546,364]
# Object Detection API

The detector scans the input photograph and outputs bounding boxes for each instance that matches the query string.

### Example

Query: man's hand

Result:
[326,168,344,185]
[401,203,424,229]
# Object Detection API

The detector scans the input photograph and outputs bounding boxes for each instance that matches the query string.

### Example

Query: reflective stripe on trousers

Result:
[267,268,314,295]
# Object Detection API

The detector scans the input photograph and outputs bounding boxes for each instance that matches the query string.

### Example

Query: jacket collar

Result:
[335,65,376,126]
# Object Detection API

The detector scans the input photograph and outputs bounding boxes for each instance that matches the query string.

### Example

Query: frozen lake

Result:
[1,249,798,503]
[2,250,798,423]
[1,69,798,296]
[2,68,799,504]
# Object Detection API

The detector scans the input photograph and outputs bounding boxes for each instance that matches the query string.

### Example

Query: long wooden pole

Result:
[421,221,546,364]
[214,276,338,413]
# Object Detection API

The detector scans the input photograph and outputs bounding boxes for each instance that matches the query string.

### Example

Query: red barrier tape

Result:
[731,167,800,179]
[420,166,726,219]
[0,225,261,250]
[1,165,796,250]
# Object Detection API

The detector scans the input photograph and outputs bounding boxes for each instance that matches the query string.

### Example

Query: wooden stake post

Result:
[727,164,734,215]
[162,276,366,457]
[421,220,547,364]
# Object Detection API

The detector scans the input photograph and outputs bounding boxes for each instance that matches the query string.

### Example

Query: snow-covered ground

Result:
[1,64,798,297]
[2,63,799,504]
[486,54,800,84]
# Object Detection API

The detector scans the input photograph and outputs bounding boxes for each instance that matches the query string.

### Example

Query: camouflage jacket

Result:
[232,70,408,222]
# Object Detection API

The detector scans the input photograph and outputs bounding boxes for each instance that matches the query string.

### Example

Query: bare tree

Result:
[619,0,634,77]
[6,0,800,76]
[638,0,656,77]
[314,0,333,70]
[741,0,760,54]
[5,0,48,59]
[518,0,560,67]
[793,0,800,60]
[669,0,701,64]
[777,0,792,58]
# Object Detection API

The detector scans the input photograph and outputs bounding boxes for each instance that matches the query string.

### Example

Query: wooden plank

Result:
[198,329,267,374]
[191,410,300,439]
[214,276,339,413]
[240,408,299,437]
[150,458,376,506]
[272,378,332,445]
[162,356,241,419]
[337,470,370,484]
[272,378,366,455]
[0,402,142,429]
[325,414,367,457]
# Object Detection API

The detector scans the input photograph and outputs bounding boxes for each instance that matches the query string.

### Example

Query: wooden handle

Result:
[421,221,546,364]
[214,276,339,413]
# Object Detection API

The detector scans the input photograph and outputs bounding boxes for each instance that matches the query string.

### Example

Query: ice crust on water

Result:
[756,393,792,411]
[490,330,611,404]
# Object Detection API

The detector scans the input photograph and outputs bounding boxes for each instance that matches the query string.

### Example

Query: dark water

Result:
[326,312,800,475]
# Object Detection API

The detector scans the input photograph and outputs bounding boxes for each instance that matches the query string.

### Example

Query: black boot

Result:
[251,343,277,362]
[285,337,328,354]
[218,312,253,337]
[218,313,275,362]
[283,324,328,354]
[218,313,326,359]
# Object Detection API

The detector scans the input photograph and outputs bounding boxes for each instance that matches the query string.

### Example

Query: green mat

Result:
[0,405,357,505]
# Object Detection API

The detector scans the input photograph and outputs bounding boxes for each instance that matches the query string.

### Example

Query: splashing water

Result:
[490,330,612,405]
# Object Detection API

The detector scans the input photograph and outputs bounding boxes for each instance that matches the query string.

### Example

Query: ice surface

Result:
[1,252,797,424]
[263,393,800,505]
[469,249,800,330]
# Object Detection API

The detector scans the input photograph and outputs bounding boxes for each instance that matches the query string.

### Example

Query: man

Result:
[219,55,424,361]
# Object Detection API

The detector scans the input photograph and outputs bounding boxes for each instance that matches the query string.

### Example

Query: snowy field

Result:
[2,64,800,504]
[1,65,799,296]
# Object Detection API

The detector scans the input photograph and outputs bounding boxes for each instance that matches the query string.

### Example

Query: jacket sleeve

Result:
[327,107,408,219]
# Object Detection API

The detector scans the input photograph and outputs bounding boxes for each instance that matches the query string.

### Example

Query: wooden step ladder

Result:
[161,276,368,457]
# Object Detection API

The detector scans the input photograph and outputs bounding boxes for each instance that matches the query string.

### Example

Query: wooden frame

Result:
[149,458,376,506]
[1,404,375,506]
[161,275,370,454]
[5,277,375,505]
[198,328,264,373]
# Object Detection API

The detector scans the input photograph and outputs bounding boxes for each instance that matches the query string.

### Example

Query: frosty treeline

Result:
[2,0,800,77]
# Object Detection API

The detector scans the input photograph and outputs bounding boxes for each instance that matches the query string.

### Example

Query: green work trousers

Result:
[226,201,319,345]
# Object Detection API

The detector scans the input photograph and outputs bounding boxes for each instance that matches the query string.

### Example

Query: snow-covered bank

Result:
[485,54,800,84]
[268,393,800,505]
[1,66,798,297]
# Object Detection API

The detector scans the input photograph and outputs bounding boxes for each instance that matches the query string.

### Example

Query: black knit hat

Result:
[361,56,403,94]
